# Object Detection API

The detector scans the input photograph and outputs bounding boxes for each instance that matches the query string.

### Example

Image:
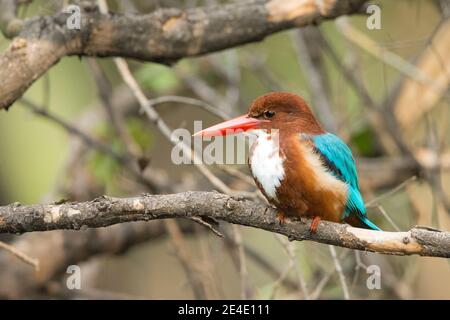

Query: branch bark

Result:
[0,191,449,258]
[0,0,367,109]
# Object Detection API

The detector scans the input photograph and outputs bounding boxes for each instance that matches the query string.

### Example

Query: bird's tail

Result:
[345,214,381,231]
[359,216,381,231]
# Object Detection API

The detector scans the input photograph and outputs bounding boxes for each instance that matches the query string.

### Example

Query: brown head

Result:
[247,92,324,134]
[194,92,324,137]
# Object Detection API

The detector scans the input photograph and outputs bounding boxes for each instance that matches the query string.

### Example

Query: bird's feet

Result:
[276,212,286,225]
[310,216,321,234]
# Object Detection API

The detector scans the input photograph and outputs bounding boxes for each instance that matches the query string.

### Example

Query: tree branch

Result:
[0,0,21,38]
[0,191,449,258]
[0,0,367,109]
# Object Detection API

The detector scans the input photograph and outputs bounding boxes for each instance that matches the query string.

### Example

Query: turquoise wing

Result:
[312,133,380,230]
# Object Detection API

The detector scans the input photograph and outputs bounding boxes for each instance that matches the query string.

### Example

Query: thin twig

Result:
[336,17,450,99]
[85,58,142,157]
[310,250,350,299]
[189,216,224,238]
[148,95,231,120]
[232,225,253,299]
[269,261,294,299]
[164,220,208,299]
[319,30,413,155]
[290,29,337,132]
[113,57,233,194]
[0,240,39,271]
[275,234,309,299]
[328,245,350,300]
[19,98,161,192]
[350,250,367,295]
[366,176,417,207]
[176,67,230,113]
[376,205,401,232]
[222,231,299,291]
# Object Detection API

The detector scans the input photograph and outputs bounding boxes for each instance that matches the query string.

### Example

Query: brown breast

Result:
[270,134,348,222]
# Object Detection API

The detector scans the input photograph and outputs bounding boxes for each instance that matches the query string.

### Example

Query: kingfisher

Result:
[194,92,381,232]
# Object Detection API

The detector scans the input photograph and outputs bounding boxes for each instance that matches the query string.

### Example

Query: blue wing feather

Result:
[311,133,380,231]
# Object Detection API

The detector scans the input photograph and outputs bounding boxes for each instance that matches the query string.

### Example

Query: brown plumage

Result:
[248,92,325,135]
[247,93,346,223]
[195,92,381,231]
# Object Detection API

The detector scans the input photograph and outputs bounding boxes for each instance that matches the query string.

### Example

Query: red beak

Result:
[193,115,264,137]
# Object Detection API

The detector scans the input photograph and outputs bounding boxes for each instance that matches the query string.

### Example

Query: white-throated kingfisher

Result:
[194,92,381,232]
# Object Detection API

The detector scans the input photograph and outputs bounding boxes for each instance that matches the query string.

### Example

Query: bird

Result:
[194,92,381,232]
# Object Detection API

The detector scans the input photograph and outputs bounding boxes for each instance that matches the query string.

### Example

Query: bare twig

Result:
[189,216,224,237]
[328,245,350,299]
[336,17,449,98]
[19,98,162,192]
[164,219,208,299]
[290,28,337,132]
[318,30,414,156]
[366,176,417,207]
[85,58,142,158]
[232,225,254,299]
[0,240,39,271]
[275,234,309,299]
[113,57,234,194]
[375,205,402,232]
[149,95,231,120]
[310,249,350,299]
[223,231,299,291]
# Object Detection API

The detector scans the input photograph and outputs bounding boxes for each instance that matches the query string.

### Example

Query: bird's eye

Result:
[263,110,275,119]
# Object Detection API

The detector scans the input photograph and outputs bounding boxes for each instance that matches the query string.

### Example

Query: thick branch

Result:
[0,191,449,258]
[0,0,367,109]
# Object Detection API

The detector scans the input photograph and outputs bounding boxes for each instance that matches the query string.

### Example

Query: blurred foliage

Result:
[126,117,154,151]
[352,127,379,157]
[89,148,121,187]
[136,64,180,93]
[88,124,123,186]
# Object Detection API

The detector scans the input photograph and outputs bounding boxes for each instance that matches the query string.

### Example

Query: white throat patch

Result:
[249,130,285,200]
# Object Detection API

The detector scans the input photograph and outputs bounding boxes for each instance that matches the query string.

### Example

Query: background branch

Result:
[0,220,191,299]
[0,0,367,109]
